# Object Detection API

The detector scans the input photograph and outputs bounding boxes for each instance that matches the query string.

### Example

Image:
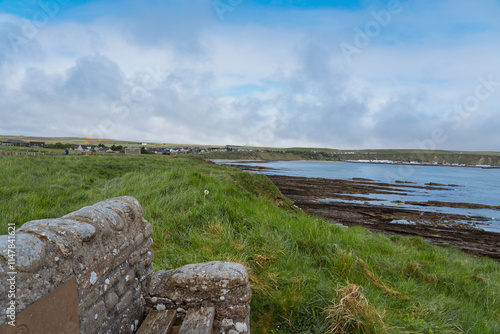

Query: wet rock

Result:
[268,174,500,261]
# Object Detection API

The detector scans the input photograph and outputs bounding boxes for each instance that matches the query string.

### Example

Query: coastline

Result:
[213,157,500,170]
[343,160,500,169]
[266,174,500,260]
[226,162,500,260]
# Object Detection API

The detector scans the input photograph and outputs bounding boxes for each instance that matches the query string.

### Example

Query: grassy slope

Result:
[0,135,220,148]
[0,135,140,146]
[1,155,499,333]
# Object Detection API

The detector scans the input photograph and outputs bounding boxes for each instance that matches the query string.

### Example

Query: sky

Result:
[1,0,500,150]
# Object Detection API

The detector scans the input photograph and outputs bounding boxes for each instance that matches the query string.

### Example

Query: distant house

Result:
[29,141,45,148]
[94,147,108,152]
[151,148,170,154]
[74,145,96,151]
[2,139,27,146]
[125,148,141,156]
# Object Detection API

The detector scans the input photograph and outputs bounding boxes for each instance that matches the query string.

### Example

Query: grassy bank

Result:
[1,154,499,333]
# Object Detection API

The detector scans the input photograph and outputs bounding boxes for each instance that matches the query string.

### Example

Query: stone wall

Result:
[0,196,155,333]
[145,261,251,334]
[0,197,251,334]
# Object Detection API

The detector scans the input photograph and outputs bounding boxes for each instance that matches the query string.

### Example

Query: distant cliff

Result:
[204,149,500,166]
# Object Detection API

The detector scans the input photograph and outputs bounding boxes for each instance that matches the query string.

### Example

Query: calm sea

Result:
[216,160,500,233]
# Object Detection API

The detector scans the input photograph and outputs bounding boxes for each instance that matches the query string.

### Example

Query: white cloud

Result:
[1,0,500,150]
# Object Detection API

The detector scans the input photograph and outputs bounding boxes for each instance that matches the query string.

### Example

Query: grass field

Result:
[1,154,499,333]
[0,135,221,149]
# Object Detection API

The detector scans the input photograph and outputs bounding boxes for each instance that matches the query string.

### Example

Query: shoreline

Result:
[226,162,500,260]
[343,160,500,169]
[266,174,500,260]
[214,158,500,170]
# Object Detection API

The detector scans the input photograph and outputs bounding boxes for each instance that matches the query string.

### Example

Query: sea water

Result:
[215,160,500,233]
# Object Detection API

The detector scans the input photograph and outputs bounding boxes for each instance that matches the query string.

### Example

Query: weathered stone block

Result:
[113,240,134,266]
[104,294,144,334]
[139,238,154,255]
[79,254,114,290]
[215,304,250,320]
[18,225,76,258]
[129,251,140,265]
[142,249,155,267]
[93,206,125,231]
[22,218,97,242]
[116,196,144,218]
[63,206,114,236]
[134,233,145,247]
[147,262,250,304]
[101,265,123,292]
[144,221,154,238]
[81,300,107,333]
[79,286,102,310]
[105,292,119,311]
[125,269,136,286]
[0,233,45,272]
[117,279,126,296]
[98,198,138,228]
[140,266,155,283]
[116,291,134,313]
[145,261,251,334]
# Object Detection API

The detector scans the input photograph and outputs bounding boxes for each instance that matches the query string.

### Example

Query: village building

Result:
[29,141,45,148]
[1,139,27,146]
[125,148,142,156]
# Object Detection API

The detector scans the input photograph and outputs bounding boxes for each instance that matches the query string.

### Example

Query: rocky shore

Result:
[264,174,500,260]
[228,161,500,260]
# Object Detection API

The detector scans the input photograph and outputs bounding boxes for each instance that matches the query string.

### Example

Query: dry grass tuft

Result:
[326,284,387,334]
[229,260,277,296]
[255,254,277,268]
[356,258,405,298]
[403,261,438,284]
[207,221,224,236]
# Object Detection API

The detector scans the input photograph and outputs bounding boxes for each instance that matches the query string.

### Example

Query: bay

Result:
[216,160,500,233]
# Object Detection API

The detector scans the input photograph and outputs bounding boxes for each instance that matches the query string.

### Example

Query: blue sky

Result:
[1,0,500,150]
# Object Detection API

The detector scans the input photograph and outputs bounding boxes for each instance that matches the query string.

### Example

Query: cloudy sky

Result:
[1,0,499,150]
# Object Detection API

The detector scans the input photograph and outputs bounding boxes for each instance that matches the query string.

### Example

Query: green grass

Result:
[0,135,220,148]
[1,154,499,333]
[0,135,135,146]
